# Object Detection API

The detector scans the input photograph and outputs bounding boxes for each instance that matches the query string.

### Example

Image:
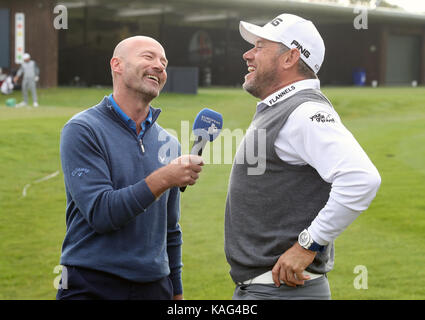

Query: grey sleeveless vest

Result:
[225,89,335,283]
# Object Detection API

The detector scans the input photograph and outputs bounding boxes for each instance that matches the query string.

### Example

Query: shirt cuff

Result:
[130,179,156,211]
[169,273,183,296]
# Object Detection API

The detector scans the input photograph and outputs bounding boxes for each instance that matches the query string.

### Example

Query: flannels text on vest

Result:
[269,85,295,105]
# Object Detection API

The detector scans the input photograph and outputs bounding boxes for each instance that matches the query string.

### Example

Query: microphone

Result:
[180,108,223,192]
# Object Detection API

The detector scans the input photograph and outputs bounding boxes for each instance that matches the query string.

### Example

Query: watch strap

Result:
[308,241,325,252]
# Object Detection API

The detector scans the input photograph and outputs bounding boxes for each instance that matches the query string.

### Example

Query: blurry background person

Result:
[13,53,39,107]
[0,67,6,84]
[0,68,14,95]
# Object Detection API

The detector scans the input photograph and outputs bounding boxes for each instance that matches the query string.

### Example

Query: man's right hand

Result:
[145,155,204,198]
[169,155,204,187]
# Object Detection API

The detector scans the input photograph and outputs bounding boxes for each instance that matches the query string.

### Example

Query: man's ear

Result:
[110,57,122,75]
[281,49,300,71]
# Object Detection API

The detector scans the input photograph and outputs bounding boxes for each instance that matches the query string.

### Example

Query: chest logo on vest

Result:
[310,111,335,123]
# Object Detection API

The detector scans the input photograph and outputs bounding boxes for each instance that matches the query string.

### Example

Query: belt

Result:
[239,270,323,286]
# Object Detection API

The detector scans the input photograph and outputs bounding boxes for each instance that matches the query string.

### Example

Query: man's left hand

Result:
[173,294,183,300]
[271,242,316,287]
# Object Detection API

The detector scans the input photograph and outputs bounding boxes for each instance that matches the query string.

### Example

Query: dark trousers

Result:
[56,266,173,300]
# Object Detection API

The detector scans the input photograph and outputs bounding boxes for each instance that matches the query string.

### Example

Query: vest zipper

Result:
[139,138,145,153]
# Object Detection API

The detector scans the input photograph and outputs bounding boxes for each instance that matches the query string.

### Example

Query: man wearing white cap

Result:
[225,14,381,299]
[14,53,39,107]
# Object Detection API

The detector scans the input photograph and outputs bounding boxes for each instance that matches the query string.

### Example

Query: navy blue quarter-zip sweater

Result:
[59,96,183,294]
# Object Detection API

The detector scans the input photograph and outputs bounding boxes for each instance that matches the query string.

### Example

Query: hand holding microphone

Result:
[145,108,223,198]
[180,108,223,192]
[170,154,204,187]
[145,154,204,198]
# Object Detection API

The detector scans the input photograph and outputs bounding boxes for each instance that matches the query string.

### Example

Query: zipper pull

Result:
[139,139,145,153]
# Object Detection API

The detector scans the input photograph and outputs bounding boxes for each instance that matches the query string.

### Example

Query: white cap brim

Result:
[239,21,280,45]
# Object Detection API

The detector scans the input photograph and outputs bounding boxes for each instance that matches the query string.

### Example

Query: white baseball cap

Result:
[239,13,325,74]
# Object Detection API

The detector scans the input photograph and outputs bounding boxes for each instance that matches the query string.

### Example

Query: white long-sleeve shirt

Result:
[16,60,39,80]
[258,79,381,246]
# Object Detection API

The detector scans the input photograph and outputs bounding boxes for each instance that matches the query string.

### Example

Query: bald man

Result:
[57,36,203,300]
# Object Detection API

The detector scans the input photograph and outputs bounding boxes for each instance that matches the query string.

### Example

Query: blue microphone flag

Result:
[180,108,223,192]
[192,108,223,142]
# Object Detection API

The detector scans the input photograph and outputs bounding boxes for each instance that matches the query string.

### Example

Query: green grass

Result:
[0,86,424,300]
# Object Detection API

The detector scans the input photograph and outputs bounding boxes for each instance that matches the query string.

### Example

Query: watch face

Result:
[299,230,311,246]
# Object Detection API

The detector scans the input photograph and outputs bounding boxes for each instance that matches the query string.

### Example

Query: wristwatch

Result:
[298,229,325,252]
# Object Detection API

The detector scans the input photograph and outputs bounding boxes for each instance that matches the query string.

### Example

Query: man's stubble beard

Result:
[243,79,261,99]
[125,77,158,102]
[242,66,281,99]
[123,63,162,102]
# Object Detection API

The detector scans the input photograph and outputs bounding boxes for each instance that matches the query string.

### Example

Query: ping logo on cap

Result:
[291,40,310,58]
